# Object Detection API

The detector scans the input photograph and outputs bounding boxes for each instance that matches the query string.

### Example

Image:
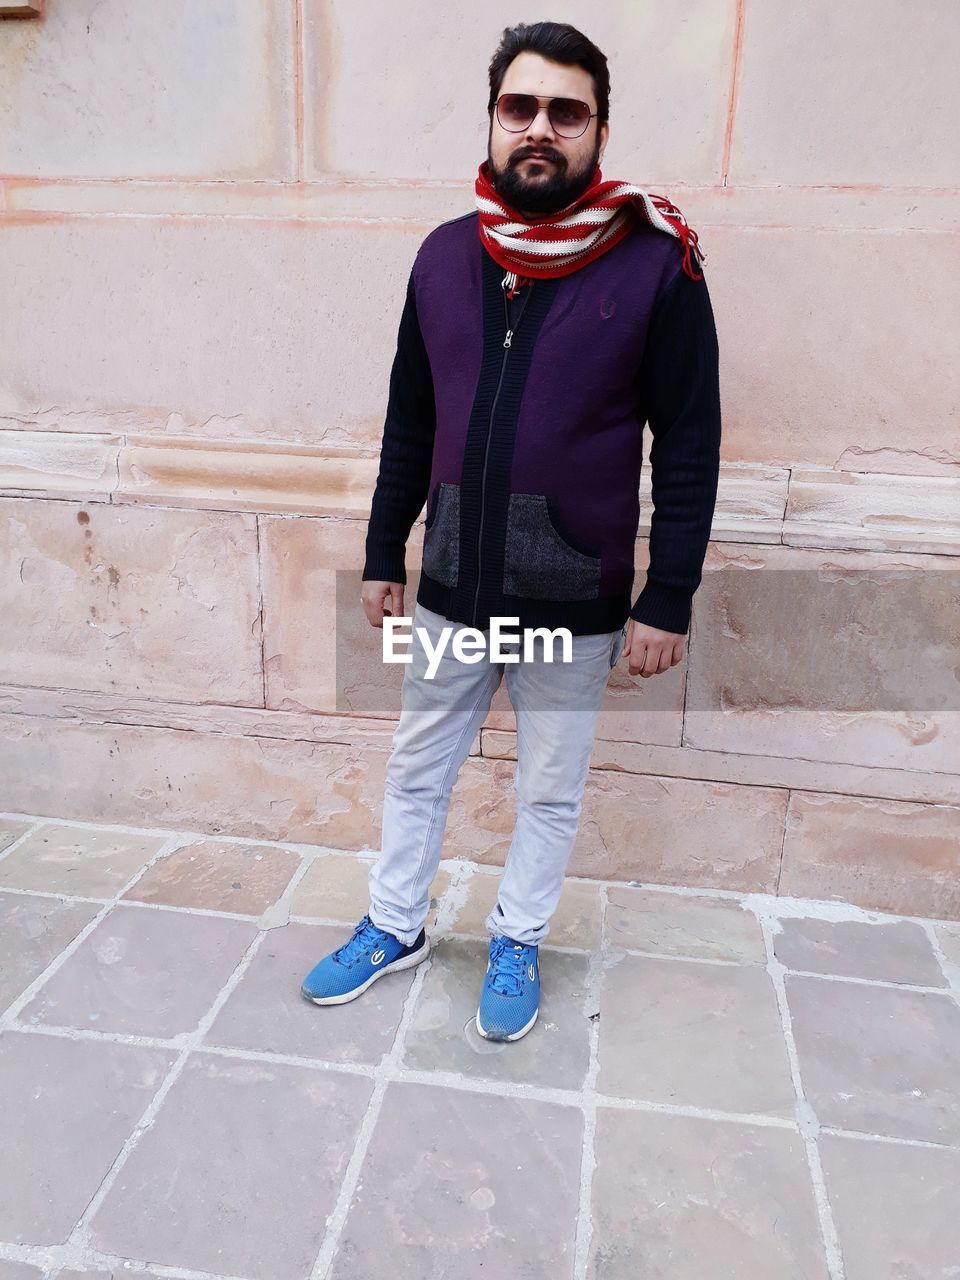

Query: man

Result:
[302,22,721,1042]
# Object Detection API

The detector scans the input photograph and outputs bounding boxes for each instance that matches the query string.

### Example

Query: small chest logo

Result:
[600,299,617,320]
[371,948,386,966]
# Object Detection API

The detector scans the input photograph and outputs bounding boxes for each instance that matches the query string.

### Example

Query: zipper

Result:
[472,279,533,627]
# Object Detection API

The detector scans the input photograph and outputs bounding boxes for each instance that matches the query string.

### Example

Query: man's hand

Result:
[361,580,405,628]
[621,618,686,677]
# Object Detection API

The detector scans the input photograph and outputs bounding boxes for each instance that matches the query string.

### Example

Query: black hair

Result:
[487,21,611,124]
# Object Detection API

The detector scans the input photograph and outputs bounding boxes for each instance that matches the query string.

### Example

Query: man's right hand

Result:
[360,580,405,628]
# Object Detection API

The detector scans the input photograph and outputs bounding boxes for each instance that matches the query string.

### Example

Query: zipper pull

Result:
[503,329,513,349]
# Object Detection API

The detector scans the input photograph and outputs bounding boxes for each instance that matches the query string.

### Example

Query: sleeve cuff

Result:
[629,580,693,635]
[362,552,407,585]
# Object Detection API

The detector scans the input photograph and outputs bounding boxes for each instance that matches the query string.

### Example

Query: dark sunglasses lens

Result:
[498,94,536,128]
[551,99,590,135]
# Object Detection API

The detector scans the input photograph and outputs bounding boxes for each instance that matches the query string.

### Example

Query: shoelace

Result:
[488,937,529,997]
[333,916,391,969]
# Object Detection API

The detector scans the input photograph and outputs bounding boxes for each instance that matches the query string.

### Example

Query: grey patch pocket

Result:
[503,492,601,601]
[421,481,460,588]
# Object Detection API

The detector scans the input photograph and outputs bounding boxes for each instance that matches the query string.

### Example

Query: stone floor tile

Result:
[0,825,167,897]
[787,975,960,1143]
[0,891,100,1010]
[122,838,299,915]
[333,1080,582,1278]
[205,921,414,1065]
[88,1052,373,1280]
[402,937,591,1090]
[0,1263,44,1279]
[290,852,449,927]
[0,817,32,853]
[598,954,795,1116]
[820,1133,960,1280]
[18,904,257,1038]
[450,871,602,949]
[773,916,947,986]
[588,1107,829,1279]
[605,887,766,963]
[0,1031,173,1245]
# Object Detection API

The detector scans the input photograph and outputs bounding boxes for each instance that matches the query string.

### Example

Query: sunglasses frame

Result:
[493,92,598,139]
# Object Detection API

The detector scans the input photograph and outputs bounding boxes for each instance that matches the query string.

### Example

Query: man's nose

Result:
[524,105,557,141]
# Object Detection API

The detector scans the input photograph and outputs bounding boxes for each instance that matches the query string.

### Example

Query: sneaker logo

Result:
[371,948,386,966]
[528,963,536,981]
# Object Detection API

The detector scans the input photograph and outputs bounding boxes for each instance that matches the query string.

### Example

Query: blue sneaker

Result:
[301,914,429,1006]
[475,934,540,1041]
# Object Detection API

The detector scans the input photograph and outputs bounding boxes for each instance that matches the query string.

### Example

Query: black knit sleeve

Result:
[362,265,438,585]
[630,261,722,635]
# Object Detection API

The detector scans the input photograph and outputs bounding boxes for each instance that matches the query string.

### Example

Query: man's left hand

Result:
[621,618,686,677]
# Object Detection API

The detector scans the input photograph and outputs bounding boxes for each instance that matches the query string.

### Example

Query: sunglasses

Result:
[494,93,598,139]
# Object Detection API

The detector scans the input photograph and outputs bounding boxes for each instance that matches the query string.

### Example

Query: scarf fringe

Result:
[648,193,704,283]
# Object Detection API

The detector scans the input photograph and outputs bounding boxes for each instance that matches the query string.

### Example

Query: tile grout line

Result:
[756,909,847,1280]
[8,1021,201,1054]
[100,896,266,923]
[815,1125,960,1151]
[0,816,46,866]
[0,885,271,924]
[254,839,316,931]
[571,882,609,1280]
[779,968,957,997]
[45,1248,254,1280]
[0,885,113,905]
[919,918,960,1012]
[0,1245,59,1277]
[0,810,370,858]
[305,858,472,1279]
[42,1247,252,1280]
[0,811,210,840]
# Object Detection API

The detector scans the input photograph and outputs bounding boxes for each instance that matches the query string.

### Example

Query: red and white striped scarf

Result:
[475,158,705,298]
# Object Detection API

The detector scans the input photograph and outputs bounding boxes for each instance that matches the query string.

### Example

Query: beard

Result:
[486,133,602,217]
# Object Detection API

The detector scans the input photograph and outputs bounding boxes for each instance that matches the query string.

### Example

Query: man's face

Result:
[487,50,610,217]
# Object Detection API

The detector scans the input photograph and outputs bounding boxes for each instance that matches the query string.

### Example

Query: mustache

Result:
[513,149,564,165]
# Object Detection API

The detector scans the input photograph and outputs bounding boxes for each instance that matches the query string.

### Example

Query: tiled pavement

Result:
[1,813,960,1279]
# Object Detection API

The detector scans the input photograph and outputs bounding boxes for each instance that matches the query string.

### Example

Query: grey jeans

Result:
[367,602,626,946]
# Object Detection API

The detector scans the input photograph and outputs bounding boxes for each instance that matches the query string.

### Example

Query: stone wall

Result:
[1,1,958,917]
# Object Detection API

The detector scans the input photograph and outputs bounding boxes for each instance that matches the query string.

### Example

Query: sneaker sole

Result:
[301,935,430,1007]
[475,1002,539,1042]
